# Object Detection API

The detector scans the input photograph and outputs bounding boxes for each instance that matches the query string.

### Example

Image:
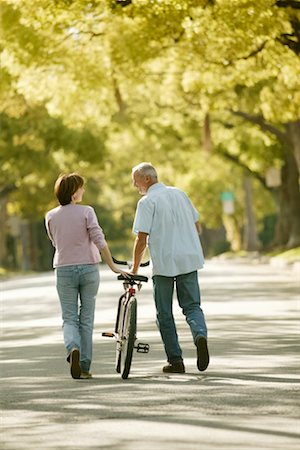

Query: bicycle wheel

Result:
[115,294,126,373]
[116,352,121,373]
[120,297,137,379]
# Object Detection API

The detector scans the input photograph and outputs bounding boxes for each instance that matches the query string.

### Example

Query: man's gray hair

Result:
[132,162,158,180]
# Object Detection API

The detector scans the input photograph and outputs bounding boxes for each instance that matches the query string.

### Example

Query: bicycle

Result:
[102,258,150,379]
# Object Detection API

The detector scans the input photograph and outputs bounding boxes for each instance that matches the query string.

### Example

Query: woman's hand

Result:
[112,266,132,278]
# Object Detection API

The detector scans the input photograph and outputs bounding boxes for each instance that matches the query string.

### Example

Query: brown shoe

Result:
[196,336,209,372]
[70,348,81,379]
[163,361,185,373]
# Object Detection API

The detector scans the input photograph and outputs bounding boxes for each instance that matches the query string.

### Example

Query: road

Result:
[1,259,299,450]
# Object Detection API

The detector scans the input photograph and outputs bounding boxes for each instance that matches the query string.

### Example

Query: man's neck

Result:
[146,180,158,192]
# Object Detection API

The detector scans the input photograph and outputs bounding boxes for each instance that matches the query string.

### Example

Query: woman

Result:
[45,173,128,379]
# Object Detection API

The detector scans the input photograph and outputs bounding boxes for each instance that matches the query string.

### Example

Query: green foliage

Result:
[0,96,106,218]
[258,214,277,247]
[1,0,299,264]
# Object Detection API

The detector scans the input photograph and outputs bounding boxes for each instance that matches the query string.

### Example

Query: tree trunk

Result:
[20,221,41,271]
[0,185,16,269]
[243,175,260,251]
[20,220,31,271]
[286,120,300,175]
[0,196,8,268]
[222,214,242,251]
[229,111,300,249]
[273,150,300,248]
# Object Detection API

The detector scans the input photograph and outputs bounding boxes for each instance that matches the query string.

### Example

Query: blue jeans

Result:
[153,271,207,363]
[56,264,100,372]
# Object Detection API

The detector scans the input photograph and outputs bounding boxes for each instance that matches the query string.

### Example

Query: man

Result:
[130,162,209,373]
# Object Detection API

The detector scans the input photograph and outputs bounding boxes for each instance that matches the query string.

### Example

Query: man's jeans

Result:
[56,264,100,372]
[153,271,207,364]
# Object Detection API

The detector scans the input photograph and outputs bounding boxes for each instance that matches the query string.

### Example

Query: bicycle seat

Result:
[117,274,148,282]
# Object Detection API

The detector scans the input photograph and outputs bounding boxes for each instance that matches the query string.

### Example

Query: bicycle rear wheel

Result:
[120,297,137,379]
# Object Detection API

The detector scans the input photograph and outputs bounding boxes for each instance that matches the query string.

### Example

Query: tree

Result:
[0,78,106,268]
[1,0,300,271]
[106,0,300,246]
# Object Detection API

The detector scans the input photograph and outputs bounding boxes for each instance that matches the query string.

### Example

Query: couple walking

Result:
[45,163,209,379]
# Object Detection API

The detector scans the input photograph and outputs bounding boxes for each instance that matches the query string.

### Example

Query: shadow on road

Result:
[1,262,299,449]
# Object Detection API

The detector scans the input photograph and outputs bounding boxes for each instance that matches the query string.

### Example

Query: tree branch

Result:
[276,35,300,55]
[0,184,17,199]
[217,147,268,188]
[229,110,289,144]
[276,1,300,9]
[240,41,268,60]
[275,4,300,54]
[112,76,126,113]
[203,41,268,67]
[114,0,132,7]
[81,31,104,40]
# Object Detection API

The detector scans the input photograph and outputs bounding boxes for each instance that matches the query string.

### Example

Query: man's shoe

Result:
[70,348,81,379]
[196,336,209,372]
[80,371,92,379]
[163,361,185,373]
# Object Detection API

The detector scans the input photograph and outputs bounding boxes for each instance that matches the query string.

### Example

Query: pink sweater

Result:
[45,204,107,268]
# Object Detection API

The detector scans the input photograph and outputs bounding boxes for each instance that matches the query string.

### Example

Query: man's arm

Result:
[131,232,148,274]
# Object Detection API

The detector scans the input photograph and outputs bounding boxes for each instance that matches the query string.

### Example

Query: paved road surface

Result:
[1,259,299,450]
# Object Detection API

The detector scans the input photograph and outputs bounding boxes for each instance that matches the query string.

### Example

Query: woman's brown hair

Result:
[54,173,84,205]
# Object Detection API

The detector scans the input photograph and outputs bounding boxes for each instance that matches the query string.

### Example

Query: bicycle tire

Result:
[120,297,137,379]
[115,293,126,373]
[116,352,121,373]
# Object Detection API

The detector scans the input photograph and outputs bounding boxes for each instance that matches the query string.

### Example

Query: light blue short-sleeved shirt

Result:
[133,182,204,277]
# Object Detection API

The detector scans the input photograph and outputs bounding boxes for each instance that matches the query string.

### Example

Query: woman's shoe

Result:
[80,371,93,379]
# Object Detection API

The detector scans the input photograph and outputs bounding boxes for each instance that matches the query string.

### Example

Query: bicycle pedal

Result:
[102,332,115,338]
[135,343,150,353]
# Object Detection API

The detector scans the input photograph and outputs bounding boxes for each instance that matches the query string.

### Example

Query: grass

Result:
[0,267,10,277]
[267,247,300,262]
[0,267,38,280]
[215,247,300,264]
[215,250,259,259]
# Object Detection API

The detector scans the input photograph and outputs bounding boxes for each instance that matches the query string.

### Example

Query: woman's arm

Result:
[100,244,129,276]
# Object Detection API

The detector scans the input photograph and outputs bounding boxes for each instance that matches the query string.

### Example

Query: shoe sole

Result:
[80,373,92,379]
[196,337,209,372]
[163,368,185,374]
[163,363,185,374]
[70,349,81,379]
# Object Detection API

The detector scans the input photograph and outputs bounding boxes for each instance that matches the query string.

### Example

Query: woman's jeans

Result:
[56,264,100,372]
[153,271,207,364]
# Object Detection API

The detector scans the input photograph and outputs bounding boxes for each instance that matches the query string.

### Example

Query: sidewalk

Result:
[1,260,299,449]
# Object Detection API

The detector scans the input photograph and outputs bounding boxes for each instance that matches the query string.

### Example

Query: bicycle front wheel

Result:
[115,294,126,374]
[120,297,137,379]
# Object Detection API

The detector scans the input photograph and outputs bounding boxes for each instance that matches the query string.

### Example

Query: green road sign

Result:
[220,191,234,202]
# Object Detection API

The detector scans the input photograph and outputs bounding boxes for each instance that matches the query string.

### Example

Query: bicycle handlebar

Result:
[113,257,150,268]
[117,274,148,282]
